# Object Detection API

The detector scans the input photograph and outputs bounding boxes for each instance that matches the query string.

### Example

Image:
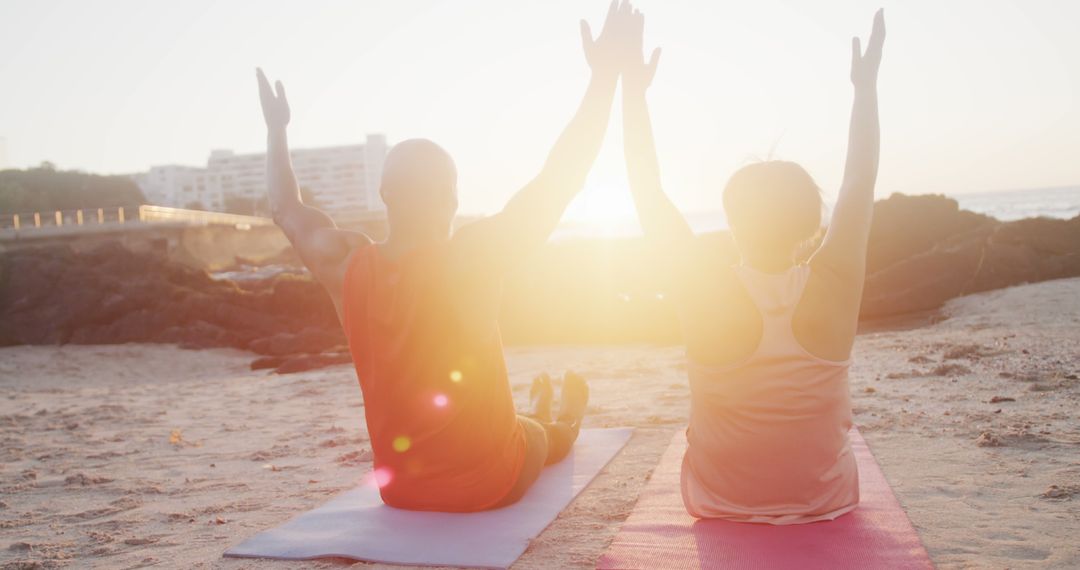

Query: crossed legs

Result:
[493,372,589,508]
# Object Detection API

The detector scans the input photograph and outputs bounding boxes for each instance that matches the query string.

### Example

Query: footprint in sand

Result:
[64,473,113,486]
[335,449,373,467]
[1039,484,1080,500]
[941,343,1002,361]
[248,444,293,462]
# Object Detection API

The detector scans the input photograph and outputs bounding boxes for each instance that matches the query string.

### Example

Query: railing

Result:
[134,205,274,229]
[0,204,274,236]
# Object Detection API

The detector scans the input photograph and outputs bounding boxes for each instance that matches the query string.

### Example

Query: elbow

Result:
[269,204,289,227]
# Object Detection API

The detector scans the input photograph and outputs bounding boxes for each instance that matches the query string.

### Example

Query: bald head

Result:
[379,139,458,236]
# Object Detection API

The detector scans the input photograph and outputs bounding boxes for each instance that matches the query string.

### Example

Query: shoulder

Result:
[301,229,372,293]
[303,228,371,264]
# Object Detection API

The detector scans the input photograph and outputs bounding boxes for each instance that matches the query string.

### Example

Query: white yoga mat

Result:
[224,428,632,569]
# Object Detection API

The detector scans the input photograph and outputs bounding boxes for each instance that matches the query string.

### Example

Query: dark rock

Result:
[273,352,354,375]
[866,193,995,274]
[861,234,986,318]
[862,197,1080,319]
[0,242,340,353]
[248,328,345,356]
[2,196,1077,348]
[155,321,232,350]
[250,356,288,371]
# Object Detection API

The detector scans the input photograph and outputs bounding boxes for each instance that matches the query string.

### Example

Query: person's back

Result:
[619,9,886,522]
[680,263,857,523]
[253,2,642,513]
[341,242,525,511]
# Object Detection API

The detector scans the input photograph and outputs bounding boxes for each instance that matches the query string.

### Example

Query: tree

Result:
[0,165,145,214]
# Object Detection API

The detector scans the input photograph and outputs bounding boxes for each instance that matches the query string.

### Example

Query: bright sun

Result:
[560,179,641,239]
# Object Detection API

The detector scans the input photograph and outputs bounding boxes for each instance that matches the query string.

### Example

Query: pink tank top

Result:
[680,264,859,524]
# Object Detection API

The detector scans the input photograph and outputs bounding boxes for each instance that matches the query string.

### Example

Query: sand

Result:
[2,278,1079,569]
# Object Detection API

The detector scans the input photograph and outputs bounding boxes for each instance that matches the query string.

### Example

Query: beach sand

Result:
[2,278,1078,569]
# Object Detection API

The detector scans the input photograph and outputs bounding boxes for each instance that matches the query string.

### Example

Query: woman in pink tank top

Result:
[621,10,886,523]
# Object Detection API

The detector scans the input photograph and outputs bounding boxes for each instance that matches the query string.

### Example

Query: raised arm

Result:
[257,68,368,308]
[811,9,885,280]
[452,1,633,266]
[621,8,694,249]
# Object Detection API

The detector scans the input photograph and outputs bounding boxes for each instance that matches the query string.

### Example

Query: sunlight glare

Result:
[560,179,641,239]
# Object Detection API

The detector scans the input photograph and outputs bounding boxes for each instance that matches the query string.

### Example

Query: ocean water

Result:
[552,185,1080,240]
[949,186,1080,222]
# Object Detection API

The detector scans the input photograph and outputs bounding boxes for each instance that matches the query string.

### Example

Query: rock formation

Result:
[2,194,1077,373]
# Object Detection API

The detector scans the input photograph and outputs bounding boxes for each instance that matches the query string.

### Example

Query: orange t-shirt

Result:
[341,242,526,512]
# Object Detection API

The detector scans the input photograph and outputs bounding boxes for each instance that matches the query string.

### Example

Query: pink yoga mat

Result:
[597,429,933,570]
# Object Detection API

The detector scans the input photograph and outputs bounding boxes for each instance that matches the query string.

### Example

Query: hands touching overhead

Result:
[458,0,650,269]
[249,3,887,334]
[619,3,693,250]
[621,7,661,92]
[580,0,642,79]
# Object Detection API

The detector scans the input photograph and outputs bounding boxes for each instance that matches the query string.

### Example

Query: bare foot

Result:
[557,371,589,424]
[530,373,554,423]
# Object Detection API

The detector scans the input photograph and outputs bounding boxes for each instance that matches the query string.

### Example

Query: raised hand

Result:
[622,7,661,91]
[850,9,886,90]
[256,68,290,130]
[580,0,636,77]
[813,8,886,291]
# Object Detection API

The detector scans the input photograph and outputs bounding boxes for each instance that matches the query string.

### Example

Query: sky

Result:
[0,0,1078,220]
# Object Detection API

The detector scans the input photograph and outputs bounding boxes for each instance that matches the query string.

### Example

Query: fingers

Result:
[647,47,662,74]
[645,47,662,85]
[580,19,594,52]
[873,8,886,38]
[257,71,277,112]
[870,8,886,51]
[632,7,644,35]
[605,0,618,24]
[851,36,862,68]
[256,67,273,99]
[275,80,288,105]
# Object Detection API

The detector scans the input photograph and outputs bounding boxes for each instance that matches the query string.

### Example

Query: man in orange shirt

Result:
[255,1,640,511]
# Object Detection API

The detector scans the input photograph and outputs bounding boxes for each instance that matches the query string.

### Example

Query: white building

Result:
[132,134,388,216]
[132,165,217,211]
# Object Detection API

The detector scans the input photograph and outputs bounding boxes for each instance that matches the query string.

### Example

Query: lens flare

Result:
[392,436,411,452]
[433,393,449,408]
[372,467,393,488]
[449,370,463,383]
